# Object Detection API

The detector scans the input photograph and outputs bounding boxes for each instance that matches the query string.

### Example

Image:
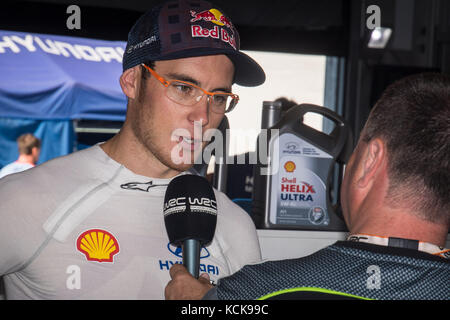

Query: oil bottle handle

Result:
[287,104,349,158]
[295,104,351,226]
[294,104,346,128]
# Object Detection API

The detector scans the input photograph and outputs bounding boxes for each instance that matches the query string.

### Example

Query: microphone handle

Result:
[183,239,201,278]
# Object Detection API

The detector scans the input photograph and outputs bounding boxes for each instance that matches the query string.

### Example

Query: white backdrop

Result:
[227,50,327,156]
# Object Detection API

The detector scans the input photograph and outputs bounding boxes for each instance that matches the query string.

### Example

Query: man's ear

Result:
[120,67,139,100]
[357,138,386,188]
[31,146,39,157]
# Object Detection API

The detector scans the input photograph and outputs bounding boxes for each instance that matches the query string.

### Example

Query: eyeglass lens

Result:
[167,81,236,113]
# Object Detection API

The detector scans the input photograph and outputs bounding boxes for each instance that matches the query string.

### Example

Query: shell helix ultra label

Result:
[268,133,333,227]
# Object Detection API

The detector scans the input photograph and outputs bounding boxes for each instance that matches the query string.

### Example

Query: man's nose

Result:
[187,95,210,126]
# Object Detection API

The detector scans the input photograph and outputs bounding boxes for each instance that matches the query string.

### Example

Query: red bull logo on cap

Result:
[190,9,233,28]
[190,9,236,50]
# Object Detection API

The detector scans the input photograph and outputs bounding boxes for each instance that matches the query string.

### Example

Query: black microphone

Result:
[163,174,217,278]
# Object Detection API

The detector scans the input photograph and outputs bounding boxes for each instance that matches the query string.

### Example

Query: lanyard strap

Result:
[347,234,450,259]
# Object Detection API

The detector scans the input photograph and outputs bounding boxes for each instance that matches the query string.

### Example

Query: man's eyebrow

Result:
[165,72,232,93]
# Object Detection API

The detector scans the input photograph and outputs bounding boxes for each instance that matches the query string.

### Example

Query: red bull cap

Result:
[122,0,265,87]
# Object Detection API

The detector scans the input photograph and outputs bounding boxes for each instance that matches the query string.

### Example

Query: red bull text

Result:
[190,9,236,50]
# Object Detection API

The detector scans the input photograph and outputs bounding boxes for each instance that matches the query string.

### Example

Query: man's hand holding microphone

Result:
[163,174,217,300]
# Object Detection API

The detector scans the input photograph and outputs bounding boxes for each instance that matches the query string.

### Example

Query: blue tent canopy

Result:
[0,30,127,167]
[0,30,127,120]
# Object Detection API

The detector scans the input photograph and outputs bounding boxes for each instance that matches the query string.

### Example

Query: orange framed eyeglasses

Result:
[141,63,239,114]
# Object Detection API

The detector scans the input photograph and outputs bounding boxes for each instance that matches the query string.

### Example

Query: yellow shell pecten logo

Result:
[284,161,296,173]
[76,229,119,263]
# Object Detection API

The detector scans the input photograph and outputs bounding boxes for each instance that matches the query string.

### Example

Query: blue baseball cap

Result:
[122,0,265,87]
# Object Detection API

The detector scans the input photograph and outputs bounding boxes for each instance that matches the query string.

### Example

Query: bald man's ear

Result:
[356,138,386,188]
[120,67,139,100]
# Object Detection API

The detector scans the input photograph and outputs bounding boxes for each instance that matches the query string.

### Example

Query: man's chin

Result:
[169,145,204,170]
[164,155,199,174]
[167,162,195,173]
